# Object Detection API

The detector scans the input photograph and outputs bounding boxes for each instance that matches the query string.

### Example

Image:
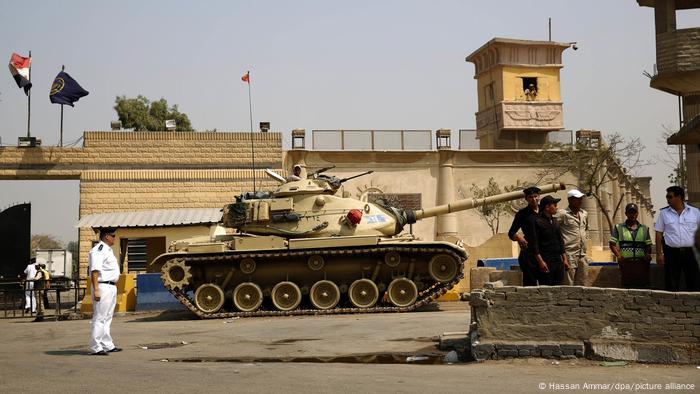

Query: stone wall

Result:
[74,132,284,278]
[469,285,700,363]
[0,131,283,279]
[656,28,700,74]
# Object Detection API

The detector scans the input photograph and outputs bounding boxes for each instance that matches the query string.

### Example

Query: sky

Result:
[1,0,698,244]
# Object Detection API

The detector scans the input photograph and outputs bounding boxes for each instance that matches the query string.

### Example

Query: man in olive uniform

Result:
[556,189,589,285]
[88,227,122,355]
[32,263,50,322]
[610,203,652,288]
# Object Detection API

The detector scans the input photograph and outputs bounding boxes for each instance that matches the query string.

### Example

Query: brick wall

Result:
[656,28,700,74]
[470,285,700,363]
[0,131,283,278]
[0,131,282,178]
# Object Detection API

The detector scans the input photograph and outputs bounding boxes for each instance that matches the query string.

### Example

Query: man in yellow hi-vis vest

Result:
[610,203,652,288]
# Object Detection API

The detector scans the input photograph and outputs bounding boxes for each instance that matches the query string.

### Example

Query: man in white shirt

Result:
[23,258,37,312]
[88,227,122,355]
[655,186,700,291]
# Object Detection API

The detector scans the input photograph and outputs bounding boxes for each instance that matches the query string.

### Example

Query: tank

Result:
[151,167,564,318]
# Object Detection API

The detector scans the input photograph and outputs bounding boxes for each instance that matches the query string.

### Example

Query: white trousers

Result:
[25,283,35,312]
[89,283,117,353]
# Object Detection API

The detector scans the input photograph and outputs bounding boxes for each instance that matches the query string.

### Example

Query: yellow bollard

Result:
[80,273,137,315]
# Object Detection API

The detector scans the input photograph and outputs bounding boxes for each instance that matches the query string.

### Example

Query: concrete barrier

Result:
[135,273,187,311]
[80,273,136,314]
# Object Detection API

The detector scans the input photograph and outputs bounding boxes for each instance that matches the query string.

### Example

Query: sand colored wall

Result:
[501,66,561,102]
[0,131,284,280]
[476,65,561,111]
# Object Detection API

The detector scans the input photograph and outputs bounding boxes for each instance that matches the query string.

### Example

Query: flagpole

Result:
[246,71,256,194]
[27,50,31,138]
[60,65,65,147]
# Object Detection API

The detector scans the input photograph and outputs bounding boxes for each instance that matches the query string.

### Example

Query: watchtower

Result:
[465,38,572,149]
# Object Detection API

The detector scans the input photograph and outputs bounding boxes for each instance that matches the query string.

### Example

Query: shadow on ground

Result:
[45,350,91,356]
[127,310,198,322]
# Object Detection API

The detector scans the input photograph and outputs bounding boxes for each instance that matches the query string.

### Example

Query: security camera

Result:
[572,44,578,51]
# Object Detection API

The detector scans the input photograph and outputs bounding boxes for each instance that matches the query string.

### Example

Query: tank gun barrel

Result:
[339,170,373,183]
[308,165,336,178]
[412,182,565,221]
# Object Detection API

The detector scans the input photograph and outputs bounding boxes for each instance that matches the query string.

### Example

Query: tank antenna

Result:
[242,70,256,193]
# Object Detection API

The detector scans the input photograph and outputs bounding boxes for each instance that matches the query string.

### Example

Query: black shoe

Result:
[107,347,122,353]
[32,316,44,322]
[90,350,109,356]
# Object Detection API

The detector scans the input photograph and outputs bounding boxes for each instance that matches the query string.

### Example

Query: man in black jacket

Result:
[508,186,541,286]
[528,195,570,285]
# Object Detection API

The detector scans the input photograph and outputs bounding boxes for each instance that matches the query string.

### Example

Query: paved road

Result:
[1,304,697,393]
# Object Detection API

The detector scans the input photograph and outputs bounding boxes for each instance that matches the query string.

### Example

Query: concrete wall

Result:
[470,285,700,363]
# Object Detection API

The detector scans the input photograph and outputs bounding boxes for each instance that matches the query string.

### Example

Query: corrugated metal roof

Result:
[76,208,223,228]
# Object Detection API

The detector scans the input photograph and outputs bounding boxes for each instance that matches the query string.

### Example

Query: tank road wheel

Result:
[240,258,256,275]
[310,280,340,310]
[194,284,225,314]
[384,252,401,268]
[271,281,302,311]
[307,255,325,271]
[387,278,418,307]
[348,279,379,308]
[232,282,264,312]
[428,254,459,282]
[160,259,192,290]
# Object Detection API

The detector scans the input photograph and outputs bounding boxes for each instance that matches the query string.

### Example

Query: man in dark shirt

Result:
[528,195,570,285]
[508,186,541,286]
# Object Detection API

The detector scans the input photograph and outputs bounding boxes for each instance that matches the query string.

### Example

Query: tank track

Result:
[162,244,466,319]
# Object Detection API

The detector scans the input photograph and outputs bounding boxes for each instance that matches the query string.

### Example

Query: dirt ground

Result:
[0,303,697,394]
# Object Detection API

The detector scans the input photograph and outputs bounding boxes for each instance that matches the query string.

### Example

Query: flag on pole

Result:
[241,71,250,83]
[49,71,89,106]
[8,53,32,95]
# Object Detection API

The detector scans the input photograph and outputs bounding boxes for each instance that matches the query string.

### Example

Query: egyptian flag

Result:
[49,71,89,106]
[8,53,31,95]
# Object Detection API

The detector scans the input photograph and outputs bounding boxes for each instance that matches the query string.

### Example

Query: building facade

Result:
[638,0,700,203]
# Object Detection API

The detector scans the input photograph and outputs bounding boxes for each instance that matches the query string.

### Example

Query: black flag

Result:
[49,71,89,106]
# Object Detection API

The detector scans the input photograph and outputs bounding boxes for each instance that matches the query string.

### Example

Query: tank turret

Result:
[222,167,564,239]
[153,168,565,318]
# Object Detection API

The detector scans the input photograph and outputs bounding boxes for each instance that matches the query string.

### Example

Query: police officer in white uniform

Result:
[88,227,122,355]
[655,186,700,291]
[23,258,37,312]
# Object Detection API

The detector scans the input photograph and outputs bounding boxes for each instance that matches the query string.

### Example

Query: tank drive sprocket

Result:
[160,258,192,290]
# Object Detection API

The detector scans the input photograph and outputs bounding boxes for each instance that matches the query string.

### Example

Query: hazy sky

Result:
[1,1,698,244]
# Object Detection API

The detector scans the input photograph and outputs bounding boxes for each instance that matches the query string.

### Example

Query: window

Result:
[124,237,166,271]
[522,77,538,101]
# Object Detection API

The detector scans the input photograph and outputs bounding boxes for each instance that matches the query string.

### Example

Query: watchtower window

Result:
[522,78,537,92]
[522,77,538,100]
